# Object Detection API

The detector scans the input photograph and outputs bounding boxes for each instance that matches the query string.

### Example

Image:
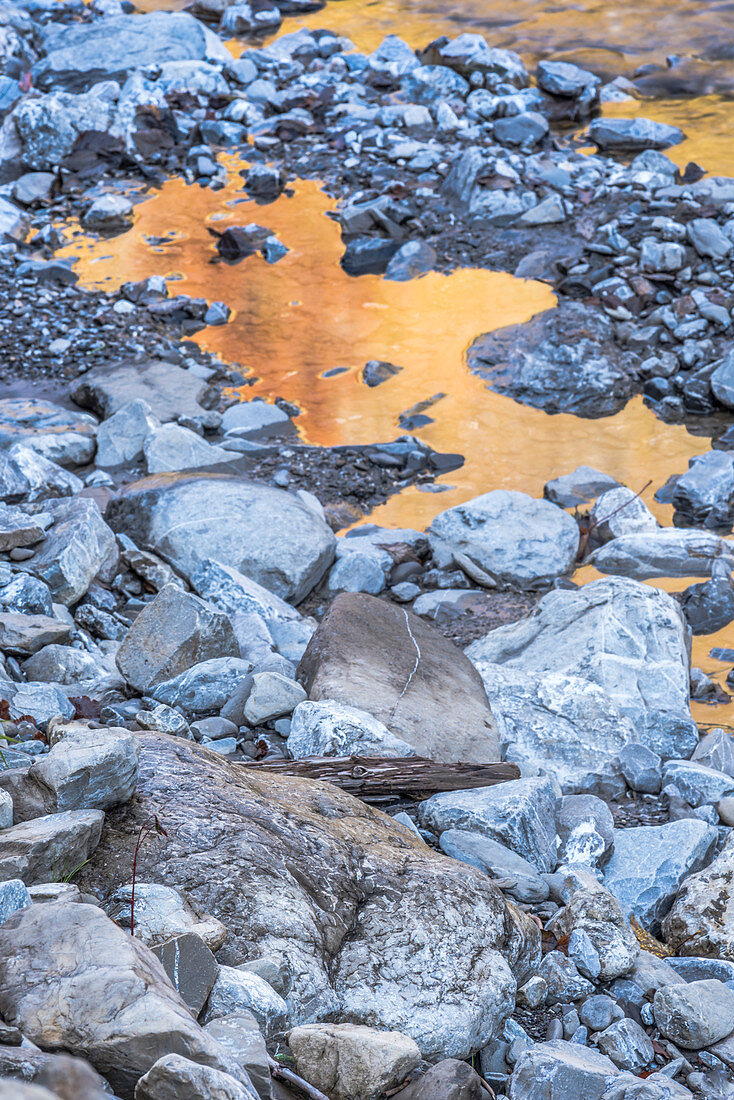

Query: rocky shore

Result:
[2,2,734,1100]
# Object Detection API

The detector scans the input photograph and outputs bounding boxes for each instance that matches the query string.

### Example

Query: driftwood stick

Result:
[268,1054,330,1100]
[242,755,520,798]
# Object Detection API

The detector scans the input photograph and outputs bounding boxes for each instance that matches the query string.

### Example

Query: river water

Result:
[60,0,734,715]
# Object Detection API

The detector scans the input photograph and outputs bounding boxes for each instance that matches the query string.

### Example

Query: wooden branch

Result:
[268,1054,330,1100]
[241,755,520,799]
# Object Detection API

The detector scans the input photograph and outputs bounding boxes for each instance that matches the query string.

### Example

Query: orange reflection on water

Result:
[59,159,713,532]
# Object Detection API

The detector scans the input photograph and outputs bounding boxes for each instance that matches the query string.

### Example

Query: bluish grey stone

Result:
[667,957,734,985]
[288,700,415,760]
[662,760,734,807]
[538,952,594,1004]
[596,1018,654,1072]
[152,658,252,715]
[687,218,731,259]
[603,819,718,932]
[203,965,288,1037]
[0,879,30,925]
[654,979,734,1049]
[438,829,549,903]
[588,117,684,151]
[221,401,289,438]
[578,995,623,1032]
[692,728,734,776]
[619,743,662,794]
[537,60,600,97]
[418,777,559,872]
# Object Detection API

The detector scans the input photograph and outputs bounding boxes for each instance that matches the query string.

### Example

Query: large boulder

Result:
[466,577,698,761]
[105,474,335,604]
[467,302,635,419]
[0,903,247,1098]
[663,832,734,958]
[34,13,231,90]
[427,490,579,588]
[76,733,538,1059]
[297,593,500,763]
[70,358,219,426]
[116,584,240,693]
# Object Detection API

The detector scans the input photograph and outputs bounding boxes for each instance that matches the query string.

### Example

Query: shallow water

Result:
[66,0,734,718]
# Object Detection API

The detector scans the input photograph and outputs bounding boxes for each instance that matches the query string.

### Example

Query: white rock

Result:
[288,700,416,759]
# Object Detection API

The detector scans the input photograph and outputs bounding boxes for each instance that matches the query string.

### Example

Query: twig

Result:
[577,480,652,561]
[267,1054,330,1100]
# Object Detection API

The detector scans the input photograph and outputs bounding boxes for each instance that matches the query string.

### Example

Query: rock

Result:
[326,551,386,596]
[95,400,160,468]
[116,584,239,693]
[618,744,662,794]
[662,833,734,958]
[35,12,231,89]
[519,194,565,225]
[0,443,82,504]
[203,1014,271,1100]
[83,193,133,232]
[25,497,117,606]
[654,979,734,1048]
[203,968,285,1035]
[0,809,104,885]
[556,795,614,869]
[680,562,734,634]
[0,1085,59,1100]
[4,681,75,725]
[0,878,30,924]
[468,302,634,418]
[242,671,306,724]
[152,658,251,716]
[106,474,335,604]
[0,902,243,1097]
[22,644,111,685]
[588,117,684,150]
[287,1023,421,1100]
[134,1053,257,1100]
[368,35,420,77]
[420,34,528,84]
[537,60,600,97]
[438,829,549,903]
[0,789,12,829]
[77,733,536,1059]
[384,240,437,281]
[548,874,638,981]
[671,451,734,526]
[590,488,659,542]
[662,759,734,806]
[287,700,416,759]
[0,505,46,553]
[0,398,97,467]
[427,490,578,588]
[687,218,731,259]
[297,593,499,763]
[692,728,734,775]
[190,558,299,645]
[221,401,290,438]
[0,574,53,617]
[0,1047,109,1100]
[603,819,718,932]
[106,883,227,951]
[0,612,70,655]
[595,1019,654,1072]
[579,995,624,1032]
[28,727,139,812]
[394,1058,487,1100]
[144,425,231,475]
[71,358,218,427]
[362,360,402,387]
[418,777,559,872]
[508,1040,628,1099]
[543,467,620,508]
[589,529,733,580]
[711,348,734,409]
[480,669,632,799]
[494,111,548,149]
[538,951,594,1003]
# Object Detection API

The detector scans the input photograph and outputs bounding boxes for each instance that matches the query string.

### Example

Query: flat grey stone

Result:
[654,979,734,1049]
[152,932,219,1016]
[0,809,104,885]
[438,829,549,903]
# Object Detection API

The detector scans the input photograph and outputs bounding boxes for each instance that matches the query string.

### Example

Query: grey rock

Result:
[537,60,600,97]
[0,789,12,829]
[422,34,528,85]
[35,12,231,89]
[107,883,227,951]
[95,399,159,468]
[468,302,634,418]
[136,703,192,739]
[538,952,594,1004]
[0,443,82,504]
[680,563,734,634]
[654,979,734,1049]
[83,193,133,232]
[687,218,731,259]
[144,424,231,475]
[671,451,734,526]
[288,700,416,759]
[711,348,734,409]
[287,1022,421,1100]
[428,490,579,588]
[590,487,659,542]
[105,474,335,604]
[0,878,30,924]
[543,467,620,508]
[116,584,239,693]
[548,874,639,980]
[0,809,104,884]
[662,759,734,806]
[0,398,97,467]
[418,777,559,872]
[596,1019,654,1072]
[666,956,734,983]
[203,1014,271,1100]
[494,111,548,149]
[77,733,537,1060]
[0,614,72,657]
[368,35,420,78]
[203,965,288,1036]
[619,743,662,794]
[578,995,623,1032]
[362,360,402,388]
[0,1046,109,1100]
[588,117,684,151]
[4,681,75,724]
[640,238,687,273]
[22,644,111,685]
[297,593,500,763]
[557,795,614,869]
[603,819,718,932]
[242,671,306,725]
[326,551,386,595]
[438,829,549,903]
[152,933,220,1016]
[152,658,252,716]
[0,504,46,553]
[222,401,289,437]
[29,726,139,811]
[590,529,733,580]
[25,497,118,606]
[134,1053,257,1100]
[692,728,734,776]
[71,357,218,427]
[467,577,697,761]
[0,902,243,1096]
[662,833,734,958]
[0,574,53,617]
